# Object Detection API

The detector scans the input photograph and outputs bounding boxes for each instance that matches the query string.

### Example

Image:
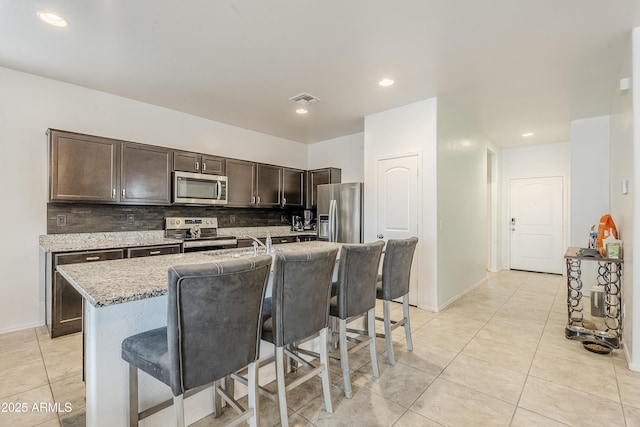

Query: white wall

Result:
[501,142,571,269]
[610,29,638,369]
[308,133,364,182]
[631,26,640,371]
[364,98,438,309]
[570,116,611,246]
[0,66,308,334]
[436,100,498,307]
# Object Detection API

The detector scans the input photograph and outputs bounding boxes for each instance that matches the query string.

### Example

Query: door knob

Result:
[377,234,384,239]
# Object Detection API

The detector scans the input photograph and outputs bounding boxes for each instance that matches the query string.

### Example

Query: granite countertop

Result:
[56,241,340,308]
[218,226,317,239]
[39,227,316,253]
[39,231,180,253]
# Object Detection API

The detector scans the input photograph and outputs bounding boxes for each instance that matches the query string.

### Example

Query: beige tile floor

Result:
[2,270,640,426]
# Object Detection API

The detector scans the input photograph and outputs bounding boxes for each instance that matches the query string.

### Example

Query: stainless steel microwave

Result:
[173,171,228,205]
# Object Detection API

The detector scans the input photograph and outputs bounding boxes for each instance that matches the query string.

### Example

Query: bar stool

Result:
[375,237,418,365]
[329,241,385,399]
[121,256,272,427]
[259,247,339,427]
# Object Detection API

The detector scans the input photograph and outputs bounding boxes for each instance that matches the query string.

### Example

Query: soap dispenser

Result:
[265,232,272,254]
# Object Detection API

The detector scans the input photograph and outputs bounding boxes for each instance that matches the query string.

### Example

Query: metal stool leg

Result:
[247,361,259,427]
[339,318,352,398]
[319,328,333,413]
[173,394,185,427]
[275,346,289,427]
[128,364,139,427]
[403,294,413,351]
[383,300,395,365]
[368,309,380,377]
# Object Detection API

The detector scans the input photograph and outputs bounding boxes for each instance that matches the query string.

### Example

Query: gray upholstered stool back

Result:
[379,237,418,300]
[270,247,339,347]
[333,241,385,319]
[166,256,271,396]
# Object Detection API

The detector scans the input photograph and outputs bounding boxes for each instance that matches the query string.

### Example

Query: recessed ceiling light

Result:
[38,12,68,27]
[378,78,394,87]
[522,132,534,137]
[296,108,308,115]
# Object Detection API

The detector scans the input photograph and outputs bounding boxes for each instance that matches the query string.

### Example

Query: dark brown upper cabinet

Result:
[173,151,225,175]
[306,167,342,209]
[49,129,171,205]
[226,159,257,207]
[256,164,282,207]
[226,160,292,208]
[121,143,172,205]
[49,130,120,203]
[282,168,305,207]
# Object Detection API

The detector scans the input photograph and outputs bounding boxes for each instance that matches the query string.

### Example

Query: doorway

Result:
[509,176,564,274]
[376,153,420,305]
[487,150,498,272]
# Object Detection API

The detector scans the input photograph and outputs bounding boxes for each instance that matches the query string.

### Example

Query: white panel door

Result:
[376,154,419,304]
[509,177,563,274]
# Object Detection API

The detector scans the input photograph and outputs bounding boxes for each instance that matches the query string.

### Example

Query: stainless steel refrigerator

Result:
[317,183,363,243]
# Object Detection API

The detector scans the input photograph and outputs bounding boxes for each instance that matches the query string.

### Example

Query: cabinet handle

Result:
[122,188,126,198]
[251,196,256,204]
[86,256,101,261]
[257,196,260,204]
[112,189,116,199]
[149,250,161,255]
[195,161,199,171]
[280,239,288,243]
[202,162,207,171]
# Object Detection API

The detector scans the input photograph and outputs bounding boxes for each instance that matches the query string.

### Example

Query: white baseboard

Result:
[0,321,45,335]
[623,343,640,372]
[435,277,488,312]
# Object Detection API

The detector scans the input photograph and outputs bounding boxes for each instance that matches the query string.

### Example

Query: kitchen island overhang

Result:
[57,241,341,427]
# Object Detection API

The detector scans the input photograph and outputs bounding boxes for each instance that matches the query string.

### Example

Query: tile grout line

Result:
[508,278,564,426]
[34,327,63,427]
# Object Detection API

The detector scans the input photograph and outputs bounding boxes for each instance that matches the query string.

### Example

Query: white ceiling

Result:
[2,1,639,147]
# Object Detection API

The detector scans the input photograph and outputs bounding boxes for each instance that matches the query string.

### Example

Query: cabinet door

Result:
[307,168,341,208]
[49,130,120,202]
[282,168,305,207]
[226,159,256,207]
[51,249,124,338]
[173,151,200,172]
[256,164,282,207]
[201,155,226,175]
[121,143,172,205]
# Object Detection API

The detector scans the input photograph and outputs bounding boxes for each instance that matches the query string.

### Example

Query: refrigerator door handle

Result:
[329,199,337,242]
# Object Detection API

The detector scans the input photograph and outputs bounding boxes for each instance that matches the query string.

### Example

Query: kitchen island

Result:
[56,241,340,427]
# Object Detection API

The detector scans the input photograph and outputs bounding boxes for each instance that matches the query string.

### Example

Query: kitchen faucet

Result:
[242,233,272,254]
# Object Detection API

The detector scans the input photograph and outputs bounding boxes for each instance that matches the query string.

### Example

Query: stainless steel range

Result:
[164,217,237,252]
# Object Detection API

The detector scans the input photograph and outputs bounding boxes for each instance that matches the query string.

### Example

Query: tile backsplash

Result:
[47,203,298,234]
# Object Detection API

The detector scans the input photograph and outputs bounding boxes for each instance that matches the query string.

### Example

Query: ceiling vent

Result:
[289,92,321,106]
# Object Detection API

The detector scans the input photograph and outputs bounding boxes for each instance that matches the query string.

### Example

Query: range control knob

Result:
[176,220,181,225]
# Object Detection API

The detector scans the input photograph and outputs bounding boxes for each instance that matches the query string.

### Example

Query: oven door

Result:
[173,171,227,205]
[182,238,238,253]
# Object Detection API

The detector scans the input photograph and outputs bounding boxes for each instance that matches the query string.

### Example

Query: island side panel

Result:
[84,295,202,426]
[83,290,276,427]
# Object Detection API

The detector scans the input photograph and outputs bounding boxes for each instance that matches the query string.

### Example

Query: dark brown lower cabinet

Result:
[49,249,124,338]
[48,243,181,338]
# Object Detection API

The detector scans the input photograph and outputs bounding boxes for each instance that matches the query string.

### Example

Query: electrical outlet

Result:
[230,215,236,224]
[127,214,135,223]
[56,214,67,227]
